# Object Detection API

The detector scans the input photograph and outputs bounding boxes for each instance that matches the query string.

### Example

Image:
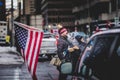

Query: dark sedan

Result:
[77,28,120,80]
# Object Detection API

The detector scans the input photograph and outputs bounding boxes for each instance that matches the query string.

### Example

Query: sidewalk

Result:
[0,47,32,80]
[0,47,73,80]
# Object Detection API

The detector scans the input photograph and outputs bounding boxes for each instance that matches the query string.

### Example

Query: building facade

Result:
[72,0,120,34]
[22,0,43,30]
[41,0,75,31]
[0,0,6,21]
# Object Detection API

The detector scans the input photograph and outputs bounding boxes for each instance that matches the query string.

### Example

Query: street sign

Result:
[6,35,10,43]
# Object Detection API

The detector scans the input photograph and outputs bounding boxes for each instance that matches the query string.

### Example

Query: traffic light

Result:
[0,0,6,21]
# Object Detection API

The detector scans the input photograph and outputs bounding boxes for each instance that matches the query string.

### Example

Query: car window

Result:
[82,35,115,66]
[80,34,120,80]
[43,33,54,38]
[92,35,115,56]
[84,37,96,52]
[117,46,120,56]
[79,37,96,66]
[116,37,120,56]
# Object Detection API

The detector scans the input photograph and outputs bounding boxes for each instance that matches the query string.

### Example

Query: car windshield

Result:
[43,33,55,38]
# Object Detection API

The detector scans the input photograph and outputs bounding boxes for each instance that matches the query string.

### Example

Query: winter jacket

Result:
[57,36,73,60]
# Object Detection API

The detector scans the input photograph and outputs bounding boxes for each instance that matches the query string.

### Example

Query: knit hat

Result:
[58,27,67,34]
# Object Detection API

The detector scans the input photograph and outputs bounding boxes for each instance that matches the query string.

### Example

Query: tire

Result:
[47,55,52,60]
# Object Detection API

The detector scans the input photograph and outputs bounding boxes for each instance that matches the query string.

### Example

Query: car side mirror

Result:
[80,65,92,78]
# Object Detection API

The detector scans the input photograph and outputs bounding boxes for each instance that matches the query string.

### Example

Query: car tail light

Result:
[55,35,59,46]
[55,39,58,46]
[55,35,59,39]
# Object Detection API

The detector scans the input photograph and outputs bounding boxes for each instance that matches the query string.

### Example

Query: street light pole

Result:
[18,0,21,22]
[116,0,118,17]
[87,0,91,35]
[11,0,14,46]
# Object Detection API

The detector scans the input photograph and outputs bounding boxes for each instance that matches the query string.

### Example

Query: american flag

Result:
[14,22,43,80]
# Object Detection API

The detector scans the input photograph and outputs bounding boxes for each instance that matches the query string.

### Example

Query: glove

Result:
[73,46,79,50]
[68,48,74,52]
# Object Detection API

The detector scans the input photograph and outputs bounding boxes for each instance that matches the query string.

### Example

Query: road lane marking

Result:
[14,67,20,80]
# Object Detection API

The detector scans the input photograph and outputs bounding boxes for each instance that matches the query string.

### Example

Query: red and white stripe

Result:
[24,27,43,80]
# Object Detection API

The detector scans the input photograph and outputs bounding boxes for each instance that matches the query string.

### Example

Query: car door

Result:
[106,35,120,80]
[79,34,117,79]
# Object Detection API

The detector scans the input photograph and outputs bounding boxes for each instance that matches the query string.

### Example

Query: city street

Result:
[0,0,119,80]
[0,47,72,80]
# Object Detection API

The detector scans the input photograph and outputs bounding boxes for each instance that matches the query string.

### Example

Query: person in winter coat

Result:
[75,35,87,52]
[57,27,79,80]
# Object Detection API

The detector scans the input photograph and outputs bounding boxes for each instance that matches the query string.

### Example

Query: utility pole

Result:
[116,0,118,17]
[87,0,91,35]
[11,0,14,46]
[18,0,21,22]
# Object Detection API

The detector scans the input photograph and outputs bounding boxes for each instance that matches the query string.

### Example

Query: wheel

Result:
[47,55,52,60]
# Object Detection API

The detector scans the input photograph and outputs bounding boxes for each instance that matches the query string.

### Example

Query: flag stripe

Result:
[25,31,33,61]
[31,32,40,75]
[32,32,43,75]
[28,31,36,68]
[29,32,38,72]
[14,22,43,80]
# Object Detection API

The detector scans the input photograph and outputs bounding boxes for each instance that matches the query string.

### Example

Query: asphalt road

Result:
[38,57,73,80]
[0,48,72,80]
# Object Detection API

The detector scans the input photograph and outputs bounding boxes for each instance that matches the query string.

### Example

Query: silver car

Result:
[40,32,57,59]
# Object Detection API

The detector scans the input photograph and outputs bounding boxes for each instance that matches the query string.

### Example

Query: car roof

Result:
[89,28,120,40]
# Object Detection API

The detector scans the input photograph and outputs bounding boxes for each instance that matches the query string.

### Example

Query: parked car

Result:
[40,32,57,59]
[77,27,120,80]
